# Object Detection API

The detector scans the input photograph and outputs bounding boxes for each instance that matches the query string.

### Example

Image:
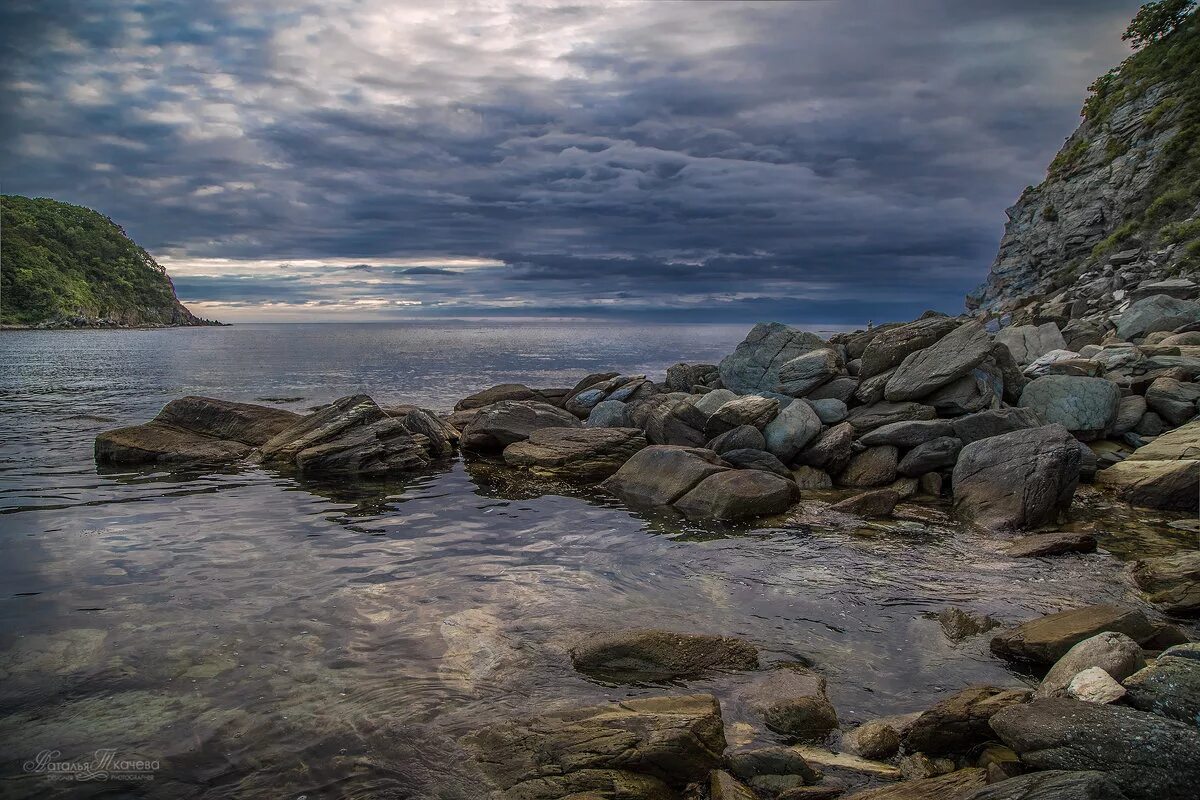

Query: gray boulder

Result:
[705,395,780,438]
[1144,377,1200,426]
[721,448,793,479]
[995,323,1067,365]
[854,368,895,405]
[720,323,827,394]
[708,424,767,455]
[665,362,718,392]
[897,437,962,477]
[860,419,954,448]
[797,422,854,472]
[570,629,757,682]
[694,388,739,415]
[454,383,540,410]
[963,770,1129,800]
[839,446,899,487]
[291,417,431,476]
[884,321,993,401]
[1110,395,1147,435]
[1035,632,1146,698]
[847,401,937,434]
[860,314,960,378]
[950,407,1045,444]
[644,397,709,447]
[763,399,824,463]
[792,465,834,488]
[808,376,859,403]
[989,698,1200,799]
[829,488,899,518]
[503,427,647,481]
[600,445,728,507]
[1115,294,1200,341]
[1128,550,1200,615]
[585,399,630,428]
[808,398,848,424]
[1018,376,1121,441]
[777,348,843,396]
[1122,644,1200,726]
[989,605,1156,666]
[926,366,1003,416]
[675,469,799,520]
[952,425,1081,531]
[461,400,582,451]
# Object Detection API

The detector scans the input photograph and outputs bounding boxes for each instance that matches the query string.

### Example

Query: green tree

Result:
[1123,0,1197,47]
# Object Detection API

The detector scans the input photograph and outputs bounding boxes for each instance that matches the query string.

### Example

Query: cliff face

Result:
[969,10,1200,323]
[0,195,215,327]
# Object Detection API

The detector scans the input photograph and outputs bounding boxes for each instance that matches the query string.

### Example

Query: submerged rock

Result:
[502,426,647,481]
[829,489,899,518]
[1005,531,1097,558]
[727,746,821,787]
[569,629,758,683]
[739,668,839,741]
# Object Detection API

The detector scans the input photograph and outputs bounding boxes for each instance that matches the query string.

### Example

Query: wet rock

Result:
[793,466,834,489]
[585,399,630,428]
[952,425,1080,531]
[842,769,986,800]
[566,375,652,418]
[963,770,1130,800]
[461,693,727,798]
[155,395,302,445]
[898,753,956,780]
[720,322,829,394]
[797,422,855,473]
[1128,550,1200,614]
[705,395,780,438]
[841,721,901,760]
[989,698,1200,799]
[502,427,647,482]
[711,769,758,800]
[950,407,1044,444]
[1066,667,1126,704]
[727,746,821,786]
[675,469,799,520]
[455,383,540,411]
[897,437,962,477]
[1005,531,1097,558]
[847,402,938,434]
[860,315,961,378]
[1017,376,1121,441]
[778,787,847,800]
[903,686,1031,755]
[600,445,727,507]
[859,419,954,448]
[741,668,839,741]
[570,630,757,683]
[764,399,824,463]
[387,405,460,457]
[779,349,844,396]
[890,476,919,499]
[995,323,1068,365]
[885,321,993,401]
[839,446,899,488]
[829,489,899,518]
[721,448,793,479]
[461,400,582,451]
[1115,294,1200,341]
[292,417,432,475]
[1097,420,1200,509]
[1144,377,1200,426]
[1122,643,1200,725]
[810,398,849,424]
[989,605,1156,666]
[643,397,709,447]
[1035,632,1146,698]
[707,424,767,455]
[936,608,1000,641]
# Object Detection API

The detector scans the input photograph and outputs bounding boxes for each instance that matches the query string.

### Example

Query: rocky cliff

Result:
[969,7,1200,327]
[0,195,216,328]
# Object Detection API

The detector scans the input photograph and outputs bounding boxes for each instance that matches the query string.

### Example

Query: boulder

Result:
[708,424,767,455]
[386,405,460,456]
[1134,410,1165,435]
[711,770,758,800]
[739,668,839,740]
[1115,295,1200,341]
[926,367,1003,416]
[842,720,901,760]
[154,395,302,444]
[292,417,432,475]
[950,407,1044,444]
[461,693,726,798]
[1110,395,1147,436]
[1128,550,1200,615]
[1035,632,1146,698]
[989,698,1200,799]
[829,489,899,518]
[847,402,937,434]
[1122,643,1200,725]
[1021,349,1089,378]
[728,747,820,787]
[903,685,1031,755]
[1144,377,1200,426]
[1097,422,1200,510]
[1128,278,1198,302]
[705,395,780,438]
[855,370,895,405]
[1162,331,1200,346]
[989,605,1156,666]
[565,375,651,418]
[918,472,943,496]
[809,376,860,404]
[990,341,1028,403]
[842,769,986,800]
[793,466,834,489]
[721,448,793,479]
[455,383,540,411]
[778,349,843,396]
[884,321,993,401]
[797,422,855,472]
[461,400,582,451]
[665,362,718,392]
[897,437,962,477]
[1005,531,1096,558]
[839,446,899,488]
[1066,667,1127,704]
[1017,376,1121,441]
[809,398,848,424]
[860,315,961,378]
[570,630,758,683]
[600,445,727,507]
[720,323,828,394]
[859,419,954,448]
[644,397,709,447]
[585,399,630,428]
[936,608,1000,641]
[502,427,647,481]
[995,323,1068,365]
[694,388,739,415]
[963,770,1130,800]
[675,469,799,520]
[763,398,824,463]
[952,425,1080,531]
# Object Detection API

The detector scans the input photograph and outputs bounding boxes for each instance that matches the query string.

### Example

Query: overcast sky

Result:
[0,0,1143,323]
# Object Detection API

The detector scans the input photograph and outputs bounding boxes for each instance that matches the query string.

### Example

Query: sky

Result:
[0,0,1144,324]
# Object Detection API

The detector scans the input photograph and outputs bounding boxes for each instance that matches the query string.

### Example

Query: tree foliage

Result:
[1123,0,1197,48]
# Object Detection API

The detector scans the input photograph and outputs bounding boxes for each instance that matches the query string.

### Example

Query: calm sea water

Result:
[0,322,1193,799]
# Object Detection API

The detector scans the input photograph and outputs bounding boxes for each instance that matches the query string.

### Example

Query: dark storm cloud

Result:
[0,0,1144,322]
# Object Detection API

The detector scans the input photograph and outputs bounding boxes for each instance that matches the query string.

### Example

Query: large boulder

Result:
[903,685,1031,755]
[839,446,899,488]
[1035,632,1146,698]
[694,388,739,416]
[777,348,843,396]
[797,422,854,472]
[809,398,848,424]
[1144,377,1200,426]
[570,630,758,683]
[720,323,827,394]
[843,769,986,800]
[674,469,799,520]
[1115,294,1200,341]
[95,396,302,466]
[600,445,727,507]
[1128,550,1200,615]
[644,397,709,447]
[502,427,647,482]
[950,407,1044,444]
[455,383,540,411]
[565,375,653,418]
[585,399,630,428]
[926,366,1003,416]
[738,668,839,740]
[989,698,1200,799]
[720,448,793,479]
[461,694,727,798]
[994,323,1067,365]
[707,425,767,455]
[1096,420,1200,510]
[859,419,954,448]
[1005,531,1097,558]
[963,770,1130,800]
[386,404,460,457]
[847,402,937,434]
[462,400,582,450]
[1122,643,1200,725]
[884,321,993,401]
[808,376,859,403]
[1110,395,1147,436]
[897,437,962,477]
[860,315,961,378]
[665,362,718,392]
[952,425,1080,531]
[763,399,823,462]
[1017,376,1121,441]
[989,605,1156,666]
[705,395,780,438]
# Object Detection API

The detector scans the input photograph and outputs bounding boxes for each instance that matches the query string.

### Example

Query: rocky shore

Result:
[92,287,1200,798]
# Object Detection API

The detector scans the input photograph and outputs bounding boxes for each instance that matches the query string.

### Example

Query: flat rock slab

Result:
[789,747,901,781]
[989,605,1155,666]
[859,419,953,448]
[884,321,992,401]
[455,383,540,410]
[570,629,758,683]
[1005,531,1097,558]
[502,426,647,481]
[989,698,1200,800]
[1128,550,1200,614]
[154,395,301,445]
[860,315,961,378]
[847,402,937,434]
[1096,458,1200,511]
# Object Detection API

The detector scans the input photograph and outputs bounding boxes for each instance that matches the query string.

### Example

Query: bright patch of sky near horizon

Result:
[0,0,1143,323]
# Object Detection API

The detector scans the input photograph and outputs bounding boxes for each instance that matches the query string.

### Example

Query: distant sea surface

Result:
[0,321,1192,799]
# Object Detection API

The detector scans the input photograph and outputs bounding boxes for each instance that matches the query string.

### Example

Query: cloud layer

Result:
[0,0,1142,322]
